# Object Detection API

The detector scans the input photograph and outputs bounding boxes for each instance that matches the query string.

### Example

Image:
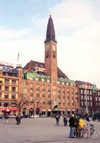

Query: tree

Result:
[16,94,29,115]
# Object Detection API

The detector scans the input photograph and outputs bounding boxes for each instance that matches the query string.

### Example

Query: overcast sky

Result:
[0,0,100,88]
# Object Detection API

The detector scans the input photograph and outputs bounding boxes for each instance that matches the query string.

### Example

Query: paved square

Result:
[0,117,100,143]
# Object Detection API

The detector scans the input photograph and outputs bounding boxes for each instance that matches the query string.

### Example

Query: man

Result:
[55,113,60,126]
[69,114,75,138]
[16,114,21,125]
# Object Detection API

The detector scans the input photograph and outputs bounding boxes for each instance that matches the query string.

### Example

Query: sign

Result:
[92,84,96,93]
[2,66,18,73]
[35,67,47,73]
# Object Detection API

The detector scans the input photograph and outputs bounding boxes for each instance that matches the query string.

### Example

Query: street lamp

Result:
[85,83,88,114]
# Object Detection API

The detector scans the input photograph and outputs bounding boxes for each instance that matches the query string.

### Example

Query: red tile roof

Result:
[23,60,69,79]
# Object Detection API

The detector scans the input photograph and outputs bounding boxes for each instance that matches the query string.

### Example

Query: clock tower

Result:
[44,14,57,83]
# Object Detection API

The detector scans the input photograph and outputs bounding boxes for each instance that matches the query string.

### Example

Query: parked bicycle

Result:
[83,123,98,139]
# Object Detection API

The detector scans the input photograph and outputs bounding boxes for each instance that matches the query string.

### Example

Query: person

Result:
[74,115,79,137]
[85,114,90,122]
[78,118,85,137]
[69,114,75,138]
[63,115,67,126]
[16,114,21,125]
[55,113,60,126]
[4,112,9,124]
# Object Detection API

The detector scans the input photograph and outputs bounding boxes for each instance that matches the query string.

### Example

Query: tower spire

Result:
[45,14,56,43]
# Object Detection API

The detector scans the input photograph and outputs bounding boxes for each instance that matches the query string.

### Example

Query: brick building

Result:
[0,62,22,115]
[76,80,100,114]
[1,15,99,116]
[21,15,79,116]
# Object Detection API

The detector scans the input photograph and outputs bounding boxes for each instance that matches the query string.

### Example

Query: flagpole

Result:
[85,83,88,114]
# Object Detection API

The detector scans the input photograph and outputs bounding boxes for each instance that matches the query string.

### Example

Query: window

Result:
[5,93,8,99]
[12,87,16,92]
[5,86,9,91]
[12,94,15,99]
[23,88,27,93]
[12,80,16,84]
[53,91,56,95]
[30,84,33,88]
[5,79,9,83]
[4,103,9,107]
[53,86,56,89]
[0,92,2,98]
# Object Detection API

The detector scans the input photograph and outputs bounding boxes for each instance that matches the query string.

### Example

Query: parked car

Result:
[34,114,39,118]
[92,112,100,121]
[0,115,3,119]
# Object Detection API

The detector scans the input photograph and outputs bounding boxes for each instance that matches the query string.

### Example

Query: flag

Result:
[17,52,20,62]
[92,84,96,93]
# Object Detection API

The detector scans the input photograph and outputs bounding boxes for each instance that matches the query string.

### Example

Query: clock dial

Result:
[46,45,50,51]
[52,45,56,51]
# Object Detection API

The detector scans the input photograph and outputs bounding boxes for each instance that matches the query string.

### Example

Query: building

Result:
[76,80,100,114]
[0,62,22,115]
[0,14,99,116]
[21,15,79,116]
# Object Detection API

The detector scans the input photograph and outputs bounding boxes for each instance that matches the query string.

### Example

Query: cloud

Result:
[52,0,99,34]
[0,36,44,67]
[32,16,47,33]
[0,0,100,88]
[0,27,31,40]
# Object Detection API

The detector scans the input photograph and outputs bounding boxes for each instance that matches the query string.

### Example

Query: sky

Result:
[0,0,100,88]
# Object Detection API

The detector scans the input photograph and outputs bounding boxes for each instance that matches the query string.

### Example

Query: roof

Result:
[45,15,56,43]
[75,80,93,86]
[23,60,69,79]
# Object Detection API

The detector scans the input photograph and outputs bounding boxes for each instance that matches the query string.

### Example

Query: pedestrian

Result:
[69,114,75,138]
[4,111,9,124]
[55,113,60,126]
[16,114,21,125]
[78,118,85,137]
[74,114,79,137]
[63,115,67,126]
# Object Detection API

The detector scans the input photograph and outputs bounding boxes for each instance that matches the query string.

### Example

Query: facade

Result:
[21,15,79,116]
[0,15,99,116]
[76,80,100,114]
[0,62,22,115]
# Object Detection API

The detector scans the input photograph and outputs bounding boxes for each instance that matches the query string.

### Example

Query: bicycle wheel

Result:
[89,129,98,139]
[83,128,88,138]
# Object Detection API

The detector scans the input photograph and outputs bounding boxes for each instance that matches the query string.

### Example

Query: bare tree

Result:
[16,94,29,115]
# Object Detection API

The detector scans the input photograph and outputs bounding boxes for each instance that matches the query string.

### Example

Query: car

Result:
[34,114,39,118]
[0,115,3,119]
[92,112,100,121]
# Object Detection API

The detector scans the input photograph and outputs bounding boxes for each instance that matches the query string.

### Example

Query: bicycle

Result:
[83,123,98,139]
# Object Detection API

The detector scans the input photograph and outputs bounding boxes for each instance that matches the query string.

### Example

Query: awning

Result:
[48,109,51,112]
[42,109,46,112]
[53,108,59,111]
[0,107,19,111]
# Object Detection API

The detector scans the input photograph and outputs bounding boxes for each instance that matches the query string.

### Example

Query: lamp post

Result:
[92,84,96,112]
[85,83,88,114]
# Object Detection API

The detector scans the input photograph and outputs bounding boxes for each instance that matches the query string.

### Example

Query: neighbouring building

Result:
[0,62,22,115]
[76,80,100,114]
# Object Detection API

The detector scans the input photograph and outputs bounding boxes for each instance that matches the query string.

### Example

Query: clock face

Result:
[52,45,56,51]
[46,45,50,51]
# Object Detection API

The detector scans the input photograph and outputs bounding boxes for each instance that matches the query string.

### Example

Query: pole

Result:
[85,83,88,114]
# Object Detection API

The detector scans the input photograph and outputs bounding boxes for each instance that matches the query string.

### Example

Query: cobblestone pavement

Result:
[0,117,100,143]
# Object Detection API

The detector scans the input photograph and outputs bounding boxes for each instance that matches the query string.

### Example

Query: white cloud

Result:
[0,37,44,67]
[0,0,100,88]
[0,27,31,39]
[52,0,99,33]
